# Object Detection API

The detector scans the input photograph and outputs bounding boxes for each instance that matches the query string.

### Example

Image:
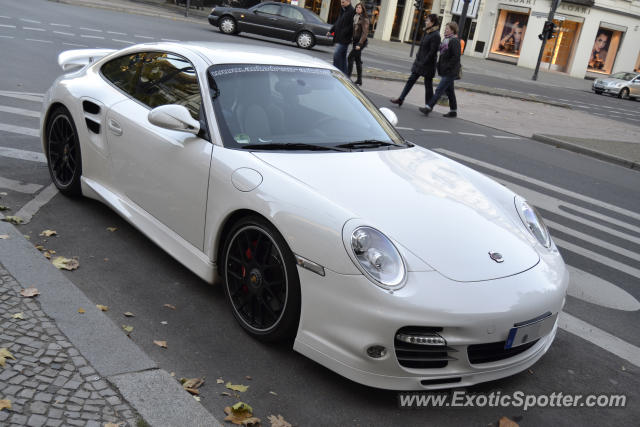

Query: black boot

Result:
[355,62,362,85]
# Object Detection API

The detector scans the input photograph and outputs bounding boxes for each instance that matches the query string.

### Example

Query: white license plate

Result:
[505,312,557,349]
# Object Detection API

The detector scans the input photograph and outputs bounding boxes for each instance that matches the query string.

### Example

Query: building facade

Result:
[293,0,640,78]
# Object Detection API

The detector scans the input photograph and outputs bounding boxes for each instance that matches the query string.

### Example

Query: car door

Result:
[102,51,212,250]
[630,76,640,97]
[278,5,305,40]
[245,3,283,38]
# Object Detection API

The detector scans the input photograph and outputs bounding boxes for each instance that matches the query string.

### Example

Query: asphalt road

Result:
[1,1,639,426]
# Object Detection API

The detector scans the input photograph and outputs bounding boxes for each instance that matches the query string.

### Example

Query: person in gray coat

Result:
[390,14,440,107]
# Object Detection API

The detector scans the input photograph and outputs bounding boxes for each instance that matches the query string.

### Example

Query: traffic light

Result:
[538,20,557,40]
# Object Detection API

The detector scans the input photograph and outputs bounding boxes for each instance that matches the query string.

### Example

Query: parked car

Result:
[208,1,333,49]
[43,42,568,390]
[592,71,640,99]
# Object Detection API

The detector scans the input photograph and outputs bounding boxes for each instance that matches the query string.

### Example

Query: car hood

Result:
[253,147,540,282]
[600,78,627,85]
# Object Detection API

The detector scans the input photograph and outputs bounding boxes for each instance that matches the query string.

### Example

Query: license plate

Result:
[505,312,557,349]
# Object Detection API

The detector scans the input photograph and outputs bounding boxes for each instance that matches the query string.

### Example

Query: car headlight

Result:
[350,226,406,289]
[514,196,551,249]
[210,7,215,13]
[615,82,624,88]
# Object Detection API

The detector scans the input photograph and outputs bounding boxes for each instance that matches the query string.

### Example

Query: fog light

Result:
[366,345,387,358]
[396,332,446,346]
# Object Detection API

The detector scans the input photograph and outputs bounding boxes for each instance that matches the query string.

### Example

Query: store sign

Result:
[451,0,481,19]
[503,0,536,5]
[559,3,591,15]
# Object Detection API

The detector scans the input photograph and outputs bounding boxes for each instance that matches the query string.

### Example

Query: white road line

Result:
[493,135,521,139]
[0,24,16,28]
[63,42,87,47]
[0,35,14,39]
[53,31,75,36]
[396,126,414,130]
[0,90,44,102]
[555,237,640,279]
[421,128,451,133]
[15,184,58,224]
[79,27,102,32]
[161,38,180,42]
[0,15,11,19]
[458,132,486,137]
[0,123,40,137]
[567,266,640,312]
[435,149,640,221]
[107,31,127,35]
[0,147,46,163]
[21,18,41,24]
[0,176,43,194]
[559,311,640,368]
[0,105,41,118]
[134,35,153,39]
[80,34,105,39]
[112,39,134,44]
[23,27,46,31]
[50,23,71,27]
[25,38,52,44]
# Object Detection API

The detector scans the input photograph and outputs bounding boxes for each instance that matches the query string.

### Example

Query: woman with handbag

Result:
[347,2,369,86]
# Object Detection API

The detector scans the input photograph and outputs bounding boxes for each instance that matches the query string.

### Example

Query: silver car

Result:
[592,71,640,99]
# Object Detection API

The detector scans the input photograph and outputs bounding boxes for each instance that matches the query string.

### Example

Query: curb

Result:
[531,134,639,170]
[0,220,222,426]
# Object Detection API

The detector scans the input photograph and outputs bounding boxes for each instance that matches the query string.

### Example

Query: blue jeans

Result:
[427,75,457,111]
[333,43,349,74]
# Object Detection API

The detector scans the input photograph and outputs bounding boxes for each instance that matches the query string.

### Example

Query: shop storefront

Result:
[488,6,531,63]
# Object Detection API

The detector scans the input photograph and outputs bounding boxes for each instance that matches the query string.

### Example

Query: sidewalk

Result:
[0,221,220,427]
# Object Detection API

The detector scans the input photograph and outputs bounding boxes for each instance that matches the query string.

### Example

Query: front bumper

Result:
[314,34,334,46]
[293,250,568,390]
[592,83,622,95]
[208,14,219,26]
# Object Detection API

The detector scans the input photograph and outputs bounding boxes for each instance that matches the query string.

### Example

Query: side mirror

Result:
[379,107,398,126]
[148,104,200,135]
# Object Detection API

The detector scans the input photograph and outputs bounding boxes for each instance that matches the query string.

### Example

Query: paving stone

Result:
[30,400,48,415]
[74,390,90,399]
[10,414,28,425]
[64,411,80,419]
[4,384,21,395]
[81,412,100,421]
[27,414,47,427]
[45,420,63,427]
[63,380,81,390]
[8,374,27,384]
[66,419,85,426]
[78,366,95,376]
[18,388,36,399]
[66,404,82,411]
[106,396,121,406]
[0,368,18,381]
[48,408,63,419]
[85,421,101,427]
[83,404,100,413]
[34,392,53,402]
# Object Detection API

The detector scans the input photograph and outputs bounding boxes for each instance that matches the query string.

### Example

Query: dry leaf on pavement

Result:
[0,399,11,411]
[224,402,260,426]
[123,312,135,317]
[52,256,79,270]
[20,287,39,298]
[226,382,249,393]
[153,340,167,349]
[269,391,278,396]
[268,414,292,427]
[106,227,118,232]
[96,304,109,312]
[104,423,125,427]
[12,312,24,320]
[0,348,17,367]
[39,229,57,237]
[122,325,134,334]
[0,234,10,239]
[499,416,520,427]
[221,392,232,397]
[164,303,176,310]
[193,395,201,402]
[245,376,252,380]
[43,251,52,259]
[180,377,205,395]
[78,308,86,314]
[0,205,9,211]
[217,378,224,384]
[2,216,24,225]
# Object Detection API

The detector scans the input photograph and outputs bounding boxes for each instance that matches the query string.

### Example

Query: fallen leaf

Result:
[193,395,201,402]
[164,303,176,310]
[12,312,24,319]
[78,308,86,314]
[43,252,52,259]
[160,321,168,325]
[23,235,30,240]
[153,340,167,348]
[0,348,16,367]
[0,399,11,411]
[221,392,232,397]
[20,287,39,298]
[122,325,134,334]
[217,378,224,384]
[528,369,534,374]
[123,312,135,317]
[622,366,626,371]
[226,382,249,393]
[186,388,200,395]
[104,423,125,427]
[104,258,109,262]
[52,256,79,271]
[182,377,205,389]
[268,414,292,427]
[49,250,56,254]
[245,376,252,380]
[0,205,9,211]
[224,402,260,426]
[170,372,175,377]
[2,216,24,225]
[35,245,44,251]
[96,304,109,312]
[269,391,278,396]
[39,229,57,237]
[0,234,9,239]
[106,227,118,232]
[499,416,519,427]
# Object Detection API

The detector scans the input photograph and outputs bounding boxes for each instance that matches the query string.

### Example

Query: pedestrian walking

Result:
[328,0,355,74]
[390,14,440,106]
[419,21,461,118]
[347,2,369,85]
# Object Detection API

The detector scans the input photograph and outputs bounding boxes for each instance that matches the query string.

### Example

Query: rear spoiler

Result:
[58,49,117,71]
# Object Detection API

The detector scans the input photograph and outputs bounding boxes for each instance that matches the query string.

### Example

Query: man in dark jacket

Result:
[328,0,355,74]
[390,14,440,106]
[420,21,461,118]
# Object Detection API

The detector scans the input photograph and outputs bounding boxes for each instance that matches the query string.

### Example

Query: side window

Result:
[101,54,144,96]
[134,52,202,120]
[281,6,303,21]
[256,4,280,15]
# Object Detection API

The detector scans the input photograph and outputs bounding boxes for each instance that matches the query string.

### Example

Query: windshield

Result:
[610,72,637,81]
[208,64,404,150]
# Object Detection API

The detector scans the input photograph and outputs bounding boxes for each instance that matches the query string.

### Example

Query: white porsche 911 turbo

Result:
[41,42,568,390]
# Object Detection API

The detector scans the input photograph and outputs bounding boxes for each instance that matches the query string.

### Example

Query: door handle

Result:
[108,119,122,136]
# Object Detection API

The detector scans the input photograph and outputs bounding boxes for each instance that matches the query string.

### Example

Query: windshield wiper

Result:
[335,140,399,149]
[241,143,349,152]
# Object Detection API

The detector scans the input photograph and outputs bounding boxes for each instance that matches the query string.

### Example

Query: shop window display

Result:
[490,10,529,57]
[588,27,623,74]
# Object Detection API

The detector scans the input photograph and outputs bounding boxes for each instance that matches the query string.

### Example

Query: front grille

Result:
[394,327,457,369]
[467,339,539,364]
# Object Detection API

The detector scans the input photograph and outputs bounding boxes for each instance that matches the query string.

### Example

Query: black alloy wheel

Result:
[222,216,301,342]
[619,87,630,99]
[46,106,82,196]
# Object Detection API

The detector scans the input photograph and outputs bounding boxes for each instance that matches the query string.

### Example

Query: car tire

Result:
[219,16,237,35]
[296,31,315,49]
[45,106,82,196]
[594,90,603,95]
[221,215,301,342]
[619,88,630,99]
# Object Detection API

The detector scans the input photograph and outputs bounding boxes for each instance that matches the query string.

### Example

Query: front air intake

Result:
[394,327,457,369]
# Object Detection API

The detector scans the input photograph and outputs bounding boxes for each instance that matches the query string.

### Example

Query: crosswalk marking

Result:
[0,123,39,137]
[458,132,486,137]
[25,38,52,44]
[0,90,44,102]
[0,175,43,194]
[0,24,16,28]
[567,266,640,312]
[15,184,58,224]
[0,105,41,118]
[421,128,451,133]
[0,147,46,163]
[493,135,521,139]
